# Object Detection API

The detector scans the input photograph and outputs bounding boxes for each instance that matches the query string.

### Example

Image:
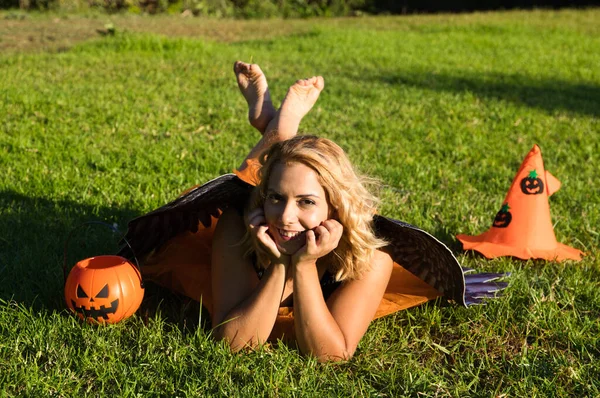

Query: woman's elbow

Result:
[310,344,356,363]
[212,324,259,353]
[313,349,354,363]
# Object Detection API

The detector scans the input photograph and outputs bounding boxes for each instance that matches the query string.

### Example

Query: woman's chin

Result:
[276,236,305,255]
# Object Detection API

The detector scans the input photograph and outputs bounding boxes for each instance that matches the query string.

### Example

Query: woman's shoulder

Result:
[214,207,247,242]
[336,248,392,285]
[370,248,394,274]
[373,247,393,264]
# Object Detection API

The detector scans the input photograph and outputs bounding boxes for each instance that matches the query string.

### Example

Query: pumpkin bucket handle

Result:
[63,221,143,288]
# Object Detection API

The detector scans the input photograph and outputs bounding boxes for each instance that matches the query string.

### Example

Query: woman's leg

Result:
[238,74,325,170]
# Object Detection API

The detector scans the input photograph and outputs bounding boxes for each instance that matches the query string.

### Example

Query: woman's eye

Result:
[299,199,315,206]
[266,194,281,203]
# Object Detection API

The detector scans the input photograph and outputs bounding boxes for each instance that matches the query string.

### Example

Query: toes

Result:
[233,60,246,73]
[234,61,254,76]
[248,63,264,77]
[315,76,325,90]
[235,62,265,80]
[296,77,316,86]
[294,76,324,87]
[294,76,324,90]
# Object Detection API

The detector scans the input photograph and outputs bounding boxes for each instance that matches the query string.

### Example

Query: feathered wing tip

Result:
[118,174,254,261]
[463,268,511,306]
[374,216,511,307]
[373,215,467,306]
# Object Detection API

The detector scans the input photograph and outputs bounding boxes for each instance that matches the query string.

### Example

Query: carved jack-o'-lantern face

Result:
[492,203,512,228]
[65,255,144,324]
[72,283,119,321]
[520,169,544,195]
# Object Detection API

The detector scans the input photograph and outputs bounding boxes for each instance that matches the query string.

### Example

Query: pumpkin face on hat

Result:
[65,255,144,324]
[520,169,544,195]
[492,203,512,228]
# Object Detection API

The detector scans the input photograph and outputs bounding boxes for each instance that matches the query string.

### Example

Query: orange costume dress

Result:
[121,159,506,340]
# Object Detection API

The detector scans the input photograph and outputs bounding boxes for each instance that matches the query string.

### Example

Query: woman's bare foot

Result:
[278,76,325,122]
[240,75,325,167]
[234,61,276,134]
[262,76,324,140]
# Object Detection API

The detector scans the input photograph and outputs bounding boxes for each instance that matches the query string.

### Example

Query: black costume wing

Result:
[119,174,507,306]
[373,216,508,307]
[118,174,253,261]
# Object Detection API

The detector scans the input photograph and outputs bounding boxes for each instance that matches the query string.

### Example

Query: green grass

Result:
[1,8,599,397]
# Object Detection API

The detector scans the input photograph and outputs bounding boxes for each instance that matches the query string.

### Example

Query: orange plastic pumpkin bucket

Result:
[63,222,144,324]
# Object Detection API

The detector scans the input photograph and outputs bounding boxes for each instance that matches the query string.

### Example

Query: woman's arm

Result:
[211,209,289,351]
[291,224,393,361]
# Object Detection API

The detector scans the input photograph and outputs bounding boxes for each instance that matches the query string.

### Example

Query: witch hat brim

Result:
[456,144,584,261]
[456,233,583,261]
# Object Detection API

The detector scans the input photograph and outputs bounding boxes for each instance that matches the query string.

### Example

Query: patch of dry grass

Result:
[2,8,599,53]
[0,13,318,53]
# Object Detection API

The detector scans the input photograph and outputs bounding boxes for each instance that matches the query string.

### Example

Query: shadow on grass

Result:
[0,190,208,330]
[366,70,600,118]
[0,190,139,309]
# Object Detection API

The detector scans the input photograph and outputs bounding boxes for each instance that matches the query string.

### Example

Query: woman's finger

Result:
[248,214,266,228]
[305,230,317,251]
[256,226,281,256]
[322,220,343,242]
[322,219,342,233]
[314,225,330,246]
[255,225,272,242]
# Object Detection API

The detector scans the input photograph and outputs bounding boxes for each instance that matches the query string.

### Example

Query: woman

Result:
[211,62,397,361]
[212,137,396,360]
[122,62,504,362]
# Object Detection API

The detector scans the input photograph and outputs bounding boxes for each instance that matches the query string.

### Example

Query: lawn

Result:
[0,8,599,397]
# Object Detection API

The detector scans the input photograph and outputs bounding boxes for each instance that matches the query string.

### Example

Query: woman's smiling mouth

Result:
[277,228,305,241]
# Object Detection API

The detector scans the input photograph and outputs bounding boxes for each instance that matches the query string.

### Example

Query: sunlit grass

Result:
[1,8,599,396]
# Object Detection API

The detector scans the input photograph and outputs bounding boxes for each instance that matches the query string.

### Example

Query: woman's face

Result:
[264,161,330,255]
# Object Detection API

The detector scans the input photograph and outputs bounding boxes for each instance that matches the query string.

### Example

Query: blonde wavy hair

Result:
[245,135,387,281]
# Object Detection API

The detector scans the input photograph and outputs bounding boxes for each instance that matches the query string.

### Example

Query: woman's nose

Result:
[279,201,297,225]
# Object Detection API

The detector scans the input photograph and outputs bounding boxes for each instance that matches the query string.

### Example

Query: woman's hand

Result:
[292,219,343,267]
[247,208,290,266]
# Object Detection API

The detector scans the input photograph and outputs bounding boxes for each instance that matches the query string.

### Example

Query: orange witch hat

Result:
[456,145,583,261]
